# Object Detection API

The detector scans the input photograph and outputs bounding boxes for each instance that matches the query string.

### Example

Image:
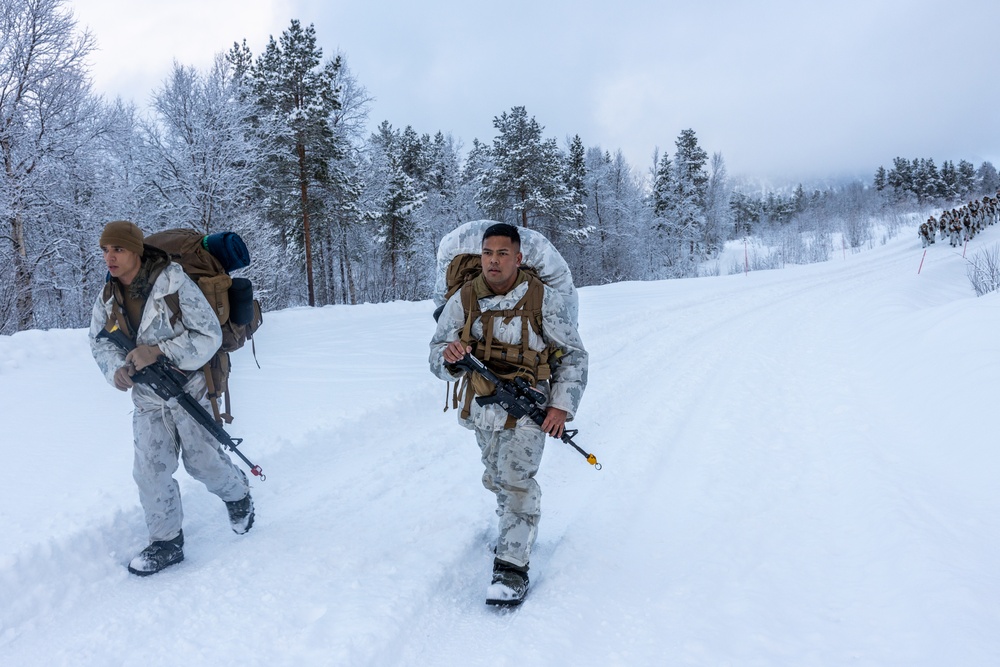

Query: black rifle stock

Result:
[454,353,600,469]
[97,325,265,480]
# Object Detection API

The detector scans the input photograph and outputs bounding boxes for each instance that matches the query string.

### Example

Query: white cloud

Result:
[66,0,1000,181]
[72,0,286,100]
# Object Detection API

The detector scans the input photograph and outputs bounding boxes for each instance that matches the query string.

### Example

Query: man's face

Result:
[102,245,141,285]
[481,235,522,293]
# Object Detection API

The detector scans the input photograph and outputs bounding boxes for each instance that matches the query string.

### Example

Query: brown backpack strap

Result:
[201,353,234,425]
[201,362,224,424]
[523,275,551,381]
[165,292,181,328]
[459,282,480,348]
[454,286,482,422]
[222,385,233,424]
[453,275,551,429]
[459,374,475,421]
[103,281,134,341]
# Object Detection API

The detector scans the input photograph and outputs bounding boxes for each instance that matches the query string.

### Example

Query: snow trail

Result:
[3,226,1000,665]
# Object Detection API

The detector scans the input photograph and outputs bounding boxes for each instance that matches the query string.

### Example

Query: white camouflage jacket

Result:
[89,261,223,387]
[429,278,588,431]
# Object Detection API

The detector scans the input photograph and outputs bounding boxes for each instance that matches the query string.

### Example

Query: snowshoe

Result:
[486,558,529,607]
[128,531,184,576]
[226,492,254,534]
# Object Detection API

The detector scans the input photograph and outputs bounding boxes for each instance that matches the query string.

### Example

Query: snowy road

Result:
[2,226,999,665]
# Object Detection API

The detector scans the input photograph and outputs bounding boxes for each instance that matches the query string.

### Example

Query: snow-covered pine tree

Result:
[415,130,463,256]
[455,138,491,223]
[886,157,914,203]
[250,19,346,307]
[380,164,425,296]
[956,160,977,201]
[397,126,425,182]
[423,132,461,203]
[976,161,999,195]
[564,135,588,231]
[925,159,946,204]
[672,128,710,262]
[477,106,582,239]
[939,160,958,203]
[364,123,426,299]
[873,166,887,192]
[912,158,944,205]
[651,150,675,218]
[729,191,761,237]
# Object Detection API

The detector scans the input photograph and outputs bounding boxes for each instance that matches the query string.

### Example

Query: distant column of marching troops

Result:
[919,191,1000,248]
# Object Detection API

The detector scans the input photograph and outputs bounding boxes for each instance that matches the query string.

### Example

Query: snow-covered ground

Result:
[2,224,999,666]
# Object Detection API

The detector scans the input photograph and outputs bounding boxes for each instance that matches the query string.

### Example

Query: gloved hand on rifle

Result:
[126,344,163,371]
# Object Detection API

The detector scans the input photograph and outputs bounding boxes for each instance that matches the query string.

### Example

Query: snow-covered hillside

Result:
[2,225,999,666]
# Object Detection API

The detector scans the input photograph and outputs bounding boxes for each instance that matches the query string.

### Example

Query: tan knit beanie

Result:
[99,220,144,256]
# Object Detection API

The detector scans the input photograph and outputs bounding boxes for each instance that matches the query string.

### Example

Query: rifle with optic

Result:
[453,353,600,469]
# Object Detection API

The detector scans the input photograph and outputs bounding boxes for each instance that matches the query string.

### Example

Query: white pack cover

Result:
[433,220,578,324]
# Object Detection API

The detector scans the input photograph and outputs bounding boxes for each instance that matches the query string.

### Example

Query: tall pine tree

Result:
[565,134,588,230]
[251,20,344,306]
[673,128,710,258]
[956,160,977,200]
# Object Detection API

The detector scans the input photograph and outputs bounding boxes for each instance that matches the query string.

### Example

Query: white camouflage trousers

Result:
[131,374,248,542]
[476,423,545,569]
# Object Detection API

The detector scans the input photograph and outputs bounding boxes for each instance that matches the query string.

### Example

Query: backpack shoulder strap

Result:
[522,273,545,336]
[102,279,134,340]
[459,280,481,352]
[165,291,181,328]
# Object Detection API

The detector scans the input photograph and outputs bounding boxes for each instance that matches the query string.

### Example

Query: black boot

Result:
[226,492,255,534]
[486,558,529,606]
[128,531,184,576]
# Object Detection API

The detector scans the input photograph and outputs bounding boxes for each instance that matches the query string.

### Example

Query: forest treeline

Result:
[3,1,998,334]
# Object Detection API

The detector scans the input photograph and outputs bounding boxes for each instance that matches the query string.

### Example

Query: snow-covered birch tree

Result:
[0,0,101,331]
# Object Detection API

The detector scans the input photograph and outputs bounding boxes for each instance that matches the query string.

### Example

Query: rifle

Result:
[97,324,266,480]
[454,353,601,470]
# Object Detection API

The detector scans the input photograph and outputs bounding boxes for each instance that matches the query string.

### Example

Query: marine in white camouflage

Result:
[429,222,588,584]
[89,222,250,568]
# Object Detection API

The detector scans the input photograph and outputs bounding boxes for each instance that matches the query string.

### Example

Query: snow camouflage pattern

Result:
[89,262,223,380]
[477,425,545,568]
[429,278,588,430]
[432,219,579,326]
[429,229,588,569]
[89,262,248,542]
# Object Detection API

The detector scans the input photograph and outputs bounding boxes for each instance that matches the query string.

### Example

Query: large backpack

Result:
[144,228,262,424]
[434,220,577,425]
[433,220,578,325]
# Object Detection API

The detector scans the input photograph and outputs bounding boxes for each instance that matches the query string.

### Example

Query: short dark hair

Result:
[482,223,520,246]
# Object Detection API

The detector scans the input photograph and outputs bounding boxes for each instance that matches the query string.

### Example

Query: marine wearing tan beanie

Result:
[99,220,144,256]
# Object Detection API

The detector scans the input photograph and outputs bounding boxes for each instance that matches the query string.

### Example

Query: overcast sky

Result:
[72,0,999,184]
